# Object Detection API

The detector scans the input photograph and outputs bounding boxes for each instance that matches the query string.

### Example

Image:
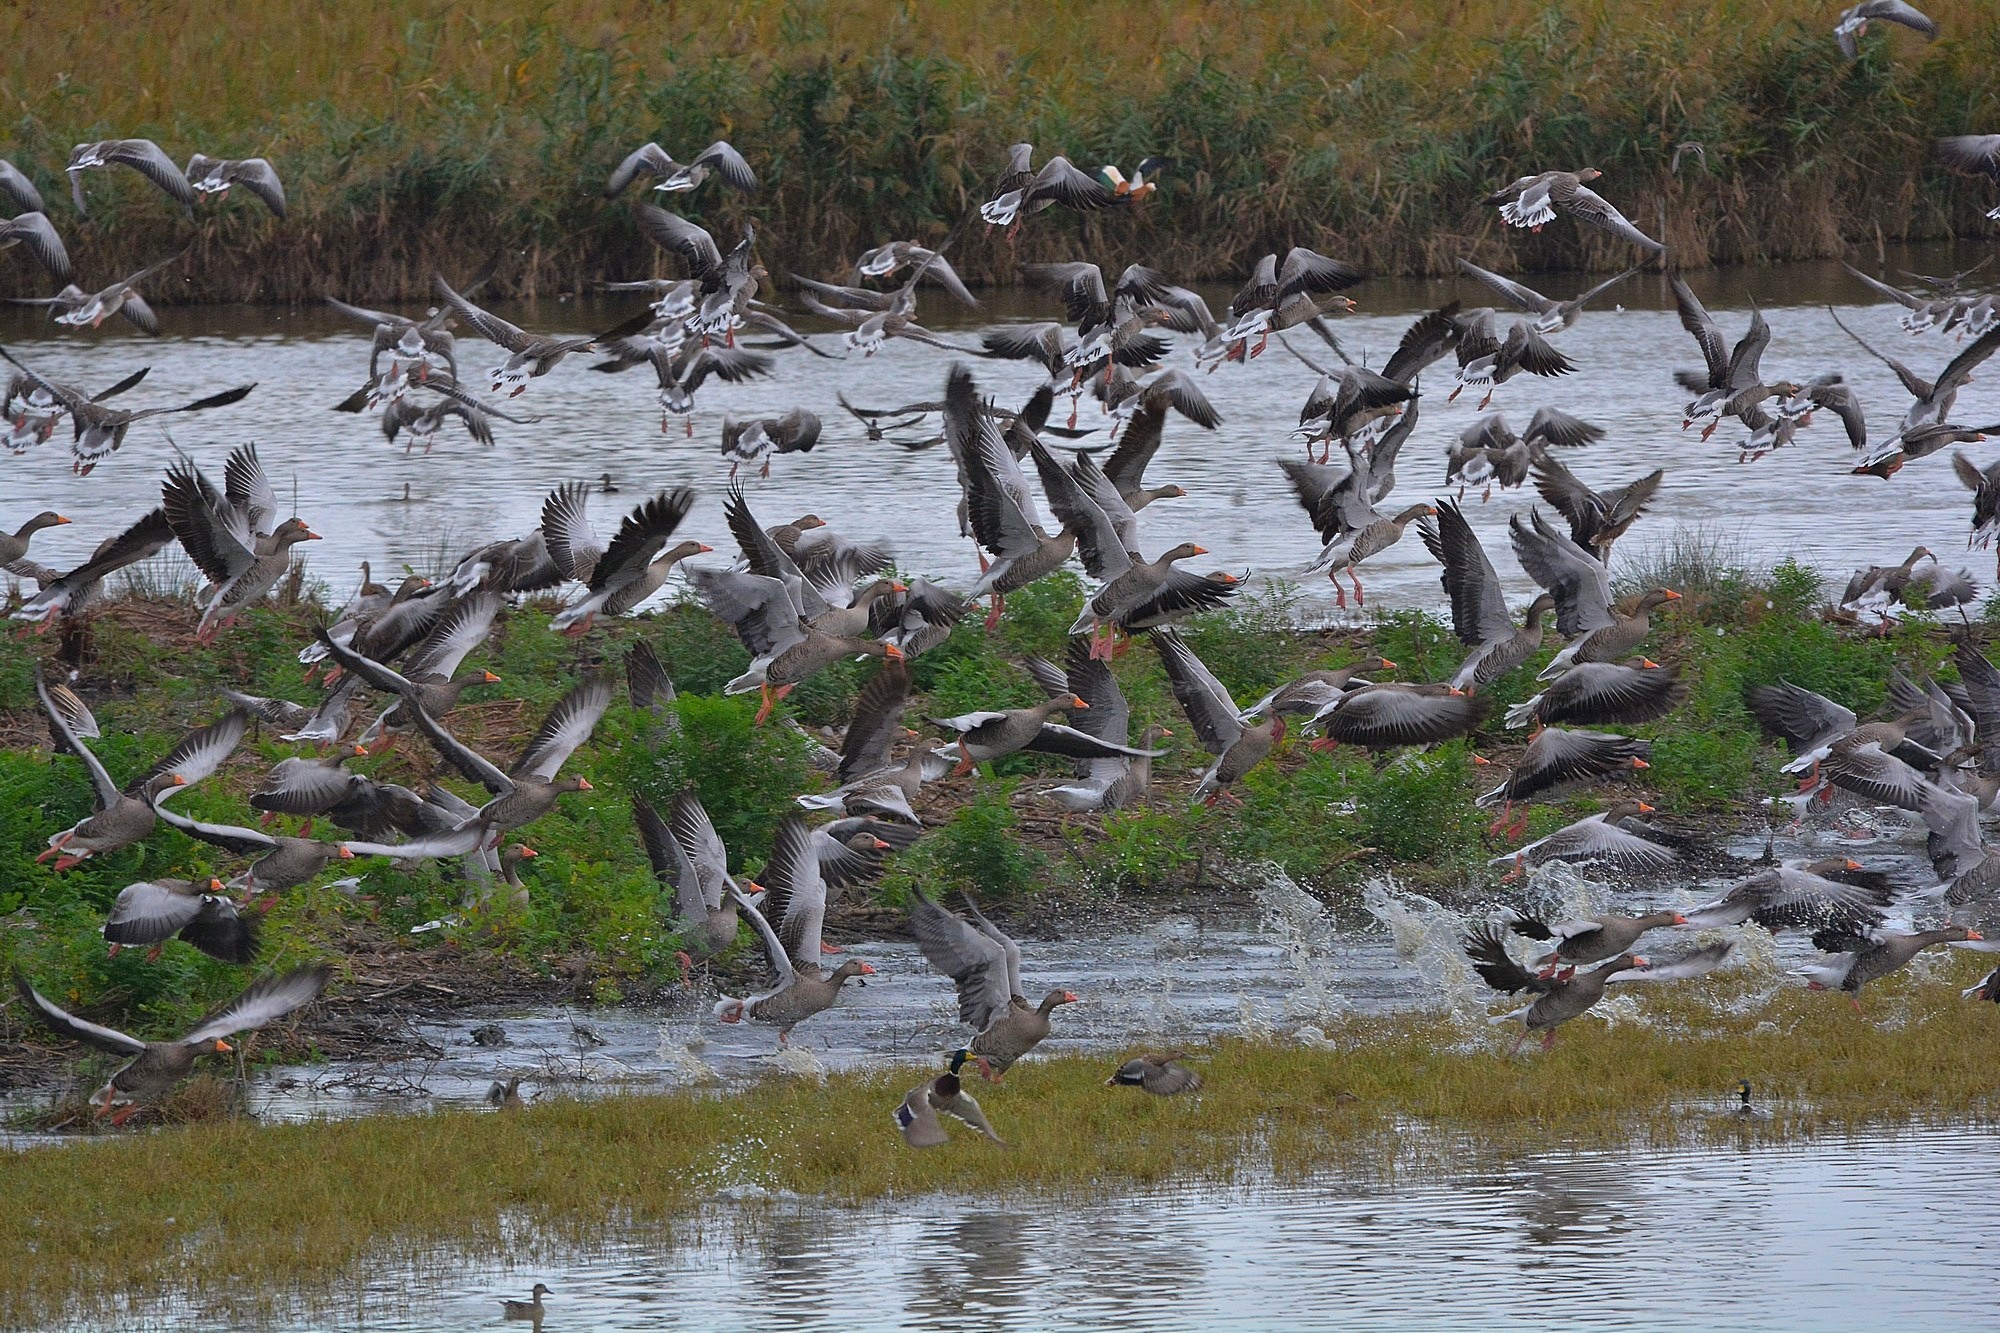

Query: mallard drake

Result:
[0,210,71,283]
[14,965,327,1122]
[606,139,757,195]
[1835,0,1937,58]
[910,888,1076,1080]
[66,138,193,215]
[1107,1051,1203,1095]
[184,154,286,216]
[1491,800,1675,880]
[35,670,245,871]
[1729,1079,1772,1120]
[896,1063,1006,1147]
[1482,168,1663,252]
[1467,925,1730,1053]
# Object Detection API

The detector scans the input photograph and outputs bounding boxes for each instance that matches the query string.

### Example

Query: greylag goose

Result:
[1474,727,1650,834]
[1963,965,2000,1002]
[1682,858,1894,934]
[500,1285,551,1321]
[1454,258,1640,334]
[36,670,244,871]
[606,139,757,195]
[102,877,254,963]
[896,1065,1006,1147]
[611,341,771,436]
[66,138,193,215]
[434,273,650,396]
[1504,658,1684,728]
[1839,544,1934,615]
[487,1077,525,1111]
[1243,661,1394,720]
[1530,454,1663,564]
[1937,135,2000,219]
[853,242,979,306]
[1025,638,1167,813]
[1510,508,1680,678]
[14,253,181,334]
[1221,247,1365,355]
[945,366,1078,627]
[376,377,541,453]
[1420,498,1554,691]
[1466,925,1730,1053]
[1107,1051,1203,1095]
[249,747,376,827]
[1835,1,1937,58]
[910,888,1076,1080]
[1447,311,1577,408]
[1854,421,2000,479]
[720,408,821,478]
[1491,799,1675,880]
[547,487,701,634]
[712,871,874,1044]
[0,157,44,212]
[930,687,1161,778]
[1670,279,1799,440]
[183,154,286,216]
[153,801,358,896]
[0,346,253,475]
[1795,924,1980,1010]
[634,792,747,975]
[1481,168,1664,252]
[1310,682,1492,751]
[7,506,173,630]
[636,206,764,341]
[1309,503,1434,609]
[1508,910,1688,971]
[979,143,1112,232]
[162,450,319,642]
[1954,451,2000,572]
[1151,627,1283,804]
[326,595,505,746]
[795,660,917,813]
[1831,308,1999,435]
[14,965,327,1123]
[686,562,902,724]
[362,672,610,849]
[326,293,461,381]
[0,210,71,283]
[0,510,69,568]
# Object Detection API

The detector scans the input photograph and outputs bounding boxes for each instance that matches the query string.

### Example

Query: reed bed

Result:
[6,970,2000,1324]
[2,0,1996,302]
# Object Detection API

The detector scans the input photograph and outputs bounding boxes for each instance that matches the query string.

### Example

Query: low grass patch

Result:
[6,965,2000,1325]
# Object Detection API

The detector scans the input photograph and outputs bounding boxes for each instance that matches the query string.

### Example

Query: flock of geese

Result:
[5,4,2000,1183]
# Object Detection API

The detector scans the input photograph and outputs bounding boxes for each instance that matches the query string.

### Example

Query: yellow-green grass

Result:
[2,0,1995,301]
[7,966,2000,1324]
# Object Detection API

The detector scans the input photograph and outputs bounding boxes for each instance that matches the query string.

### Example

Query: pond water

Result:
[6,246,1998,616]
[92,1123,2000,1331]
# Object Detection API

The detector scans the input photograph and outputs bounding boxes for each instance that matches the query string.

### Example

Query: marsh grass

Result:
[2,1,1996,302]
[7,968,2000,1324]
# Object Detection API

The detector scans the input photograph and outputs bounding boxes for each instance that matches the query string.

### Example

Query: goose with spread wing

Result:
[712,819,875,1042]
[1482,168,1664,252]
[1474,727,1650,836]
[15,965,327,1123]
[979,143,1113,232]
[1420,498,1554,691]
[102,876,255,964]
[35,670,245,871]
[1835,1,1937,58]
[8,506,173,630]
[606,139,757,196]
[634,792,746,977]
[1152,627,1285,805]
[0,346,253,475]
[1510,507,1680,679]
[1684,858,1894,934]
[1025,637,1170,813]
[66,138,193,215]
[0,210,71,283]
[1466,925,1730,1053]
[153,799,358,897]
[548,486,703,634]
[910,887,1076,1081]
[1455,258,1641,335]
[434,273,650,396]
[184,154,287,216]
[1491,800,1676,881]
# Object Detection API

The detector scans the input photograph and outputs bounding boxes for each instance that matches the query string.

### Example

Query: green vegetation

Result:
[1,1,1995,303]
[7,967,2000,1326]
[0,556,1981,1041]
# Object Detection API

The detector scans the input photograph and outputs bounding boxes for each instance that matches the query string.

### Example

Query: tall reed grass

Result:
[2,1,1995,302]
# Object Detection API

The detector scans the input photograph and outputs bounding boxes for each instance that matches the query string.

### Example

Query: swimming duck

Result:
[500,1284,551,1321]
[1729,1079,1772,1120]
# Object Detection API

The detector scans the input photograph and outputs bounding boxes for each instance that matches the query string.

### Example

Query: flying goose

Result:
[66,138,193,215]
[0,210,71,283]
[1482,168,1664,252]
[979,143,1113,232]
[184,154,287,216]
[910,888,1077,1080]
[605,139,757,195]
[1834,1,1937,58]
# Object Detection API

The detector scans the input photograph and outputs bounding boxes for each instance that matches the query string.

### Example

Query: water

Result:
[6,250,1998,615]
[84,1124,2000,1331]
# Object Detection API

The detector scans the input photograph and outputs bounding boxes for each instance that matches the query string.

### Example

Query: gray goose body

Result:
[1510,910,1686,968]
[0,510,69,566]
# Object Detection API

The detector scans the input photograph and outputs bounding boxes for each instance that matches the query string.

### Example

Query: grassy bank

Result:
[2,0,1996,303]
[0,548,1980,1046]
[6,976,2000,1324]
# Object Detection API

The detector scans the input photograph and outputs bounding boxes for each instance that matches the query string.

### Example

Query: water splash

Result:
[768,1046,827,1082]
[654,1018,721,1086]
[1251,865,1349,1024]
